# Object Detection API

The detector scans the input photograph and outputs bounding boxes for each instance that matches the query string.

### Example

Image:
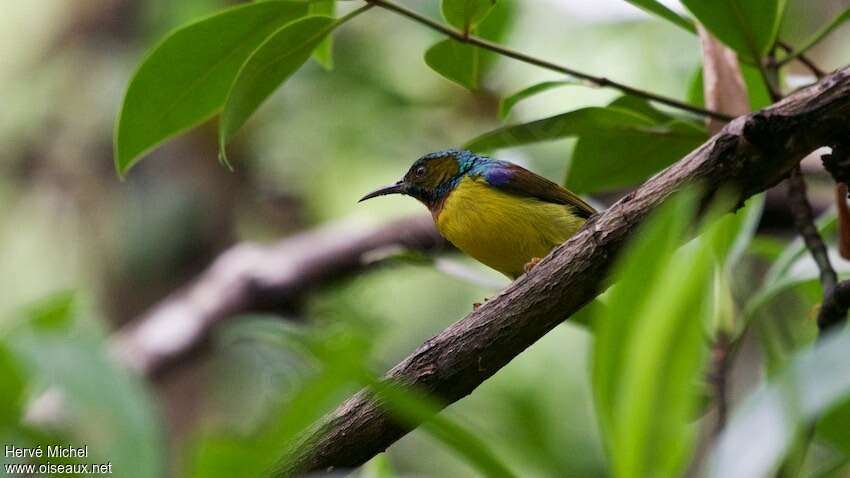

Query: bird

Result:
[359,149,596,279]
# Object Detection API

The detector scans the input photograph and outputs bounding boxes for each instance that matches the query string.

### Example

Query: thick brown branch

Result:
[279,67,850,476]
[111,215,445,377]
[817,280,850,332]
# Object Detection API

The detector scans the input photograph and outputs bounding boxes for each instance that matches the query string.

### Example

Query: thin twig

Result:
[777,40,826,79]
[364,0,733,122]
[787,167,838,295]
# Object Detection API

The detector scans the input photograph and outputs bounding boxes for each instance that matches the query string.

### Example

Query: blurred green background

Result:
[1,1,850,477]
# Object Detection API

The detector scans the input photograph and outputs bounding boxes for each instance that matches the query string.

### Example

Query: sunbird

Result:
[359,149,596,279]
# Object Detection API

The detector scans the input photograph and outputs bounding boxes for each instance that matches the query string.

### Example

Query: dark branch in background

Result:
[363,0,733,122]
[818,141,850,331]
[278,67,850,476]
[787,166,838,293]
[776,40,826,79]
[112,215,445,377]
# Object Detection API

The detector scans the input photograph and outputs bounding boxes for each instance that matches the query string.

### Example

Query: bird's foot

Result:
[472,297,490,310]
[523,257,542,274]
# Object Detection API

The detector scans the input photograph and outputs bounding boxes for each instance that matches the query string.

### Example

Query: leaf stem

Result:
[365,0,734,122]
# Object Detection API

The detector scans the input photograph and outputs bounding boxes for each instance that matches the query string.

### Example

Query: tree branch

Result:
[364,0,733,121]
[787,166,838,295]
[279,67,850,476]
[111,215,445,377]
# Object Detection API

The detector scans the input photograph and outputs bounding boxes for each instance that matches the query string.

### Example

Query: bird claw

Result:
[523,257,542,274]
[472,297,490,310]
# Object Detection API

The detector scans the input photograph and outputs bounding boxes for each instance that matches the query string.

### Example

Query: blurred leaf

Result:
[366,378,518,478]
[818,398,850,455]
[20,290,75,331]
[744,208,840,321]
[10,330,163,478]
[709,328,850,478]
[784,6,850,61]
[595,190,716,478]
[711,193,765,269]
[360,454,397,478]
[114,1,309,175]
[592,193,692,442]
[624,0,696,33]
[0,344,25,428]
[310,0,335,70]
[441,0,495,32]
[688,65,771,112]
[681,0,787,60]
[567,99,708,194]
[188,327,367,478]
[219,15,340,163]
[424,39,481,90]
[498,80,580,120]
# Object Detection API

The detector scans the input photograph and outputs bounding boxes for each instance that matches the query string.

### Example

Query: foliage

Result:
[6,0,850,477]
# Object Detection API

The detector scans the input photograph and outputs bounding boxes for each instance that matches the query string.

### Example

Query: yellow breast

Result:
[435,176,586,279]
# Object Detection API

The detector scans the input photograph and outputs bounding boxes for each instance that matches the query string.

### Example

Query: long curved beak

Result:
[358,181,406,202]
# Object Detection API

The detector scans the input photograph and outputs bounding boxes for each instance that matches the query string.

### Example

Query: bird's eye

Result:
[415,166,427,177]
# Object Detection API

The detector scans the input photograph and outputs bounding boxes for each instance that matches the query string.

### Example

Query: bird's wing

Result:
[480,161,596,219]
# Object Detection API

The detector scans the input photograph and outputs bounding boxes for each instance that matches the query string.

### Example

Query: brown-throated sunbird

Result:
[359,149,596,279]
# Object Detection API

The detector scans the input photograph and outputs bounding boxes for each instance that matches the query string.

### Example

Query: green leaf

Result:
[114,1,310,176]
[784,6,850,61]
[466,106,653,152]
[366,378,518,478]
[9,329,164,478]
[743,208,840,321]
[594,190,715,478]
[0,344,25,428]
[424,39,481,90]
[310,0,335,70]
[441,0,496,32]
[498,80,579,119]
[219,15,340,162]
[681,0,787,60]
[476,0,516,72]
[566,98,708,194]
[709,328,850,478]
[624,0,696,33]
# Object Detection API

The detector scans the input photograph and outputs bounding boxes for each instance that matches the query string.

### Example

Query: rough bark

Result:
[279,66,850,476]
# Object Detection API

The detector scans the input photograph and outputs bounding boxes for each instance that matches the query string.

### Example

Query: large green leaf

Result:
[594,191,716,478]
[466,106,656,152]
[624,0,696,33]
[681,0,787,60]
[114,1,309,176]
[219,16,339,162]
[309,0,336,70]
[441,0,495,32]
[566,97,708,194]
[709,328,850,478]
[498,80,579,120]
[424,39,481,90]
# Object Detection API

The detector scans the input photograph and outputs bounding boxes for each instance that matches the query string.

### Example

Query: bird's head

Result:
[359,149,477,209]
